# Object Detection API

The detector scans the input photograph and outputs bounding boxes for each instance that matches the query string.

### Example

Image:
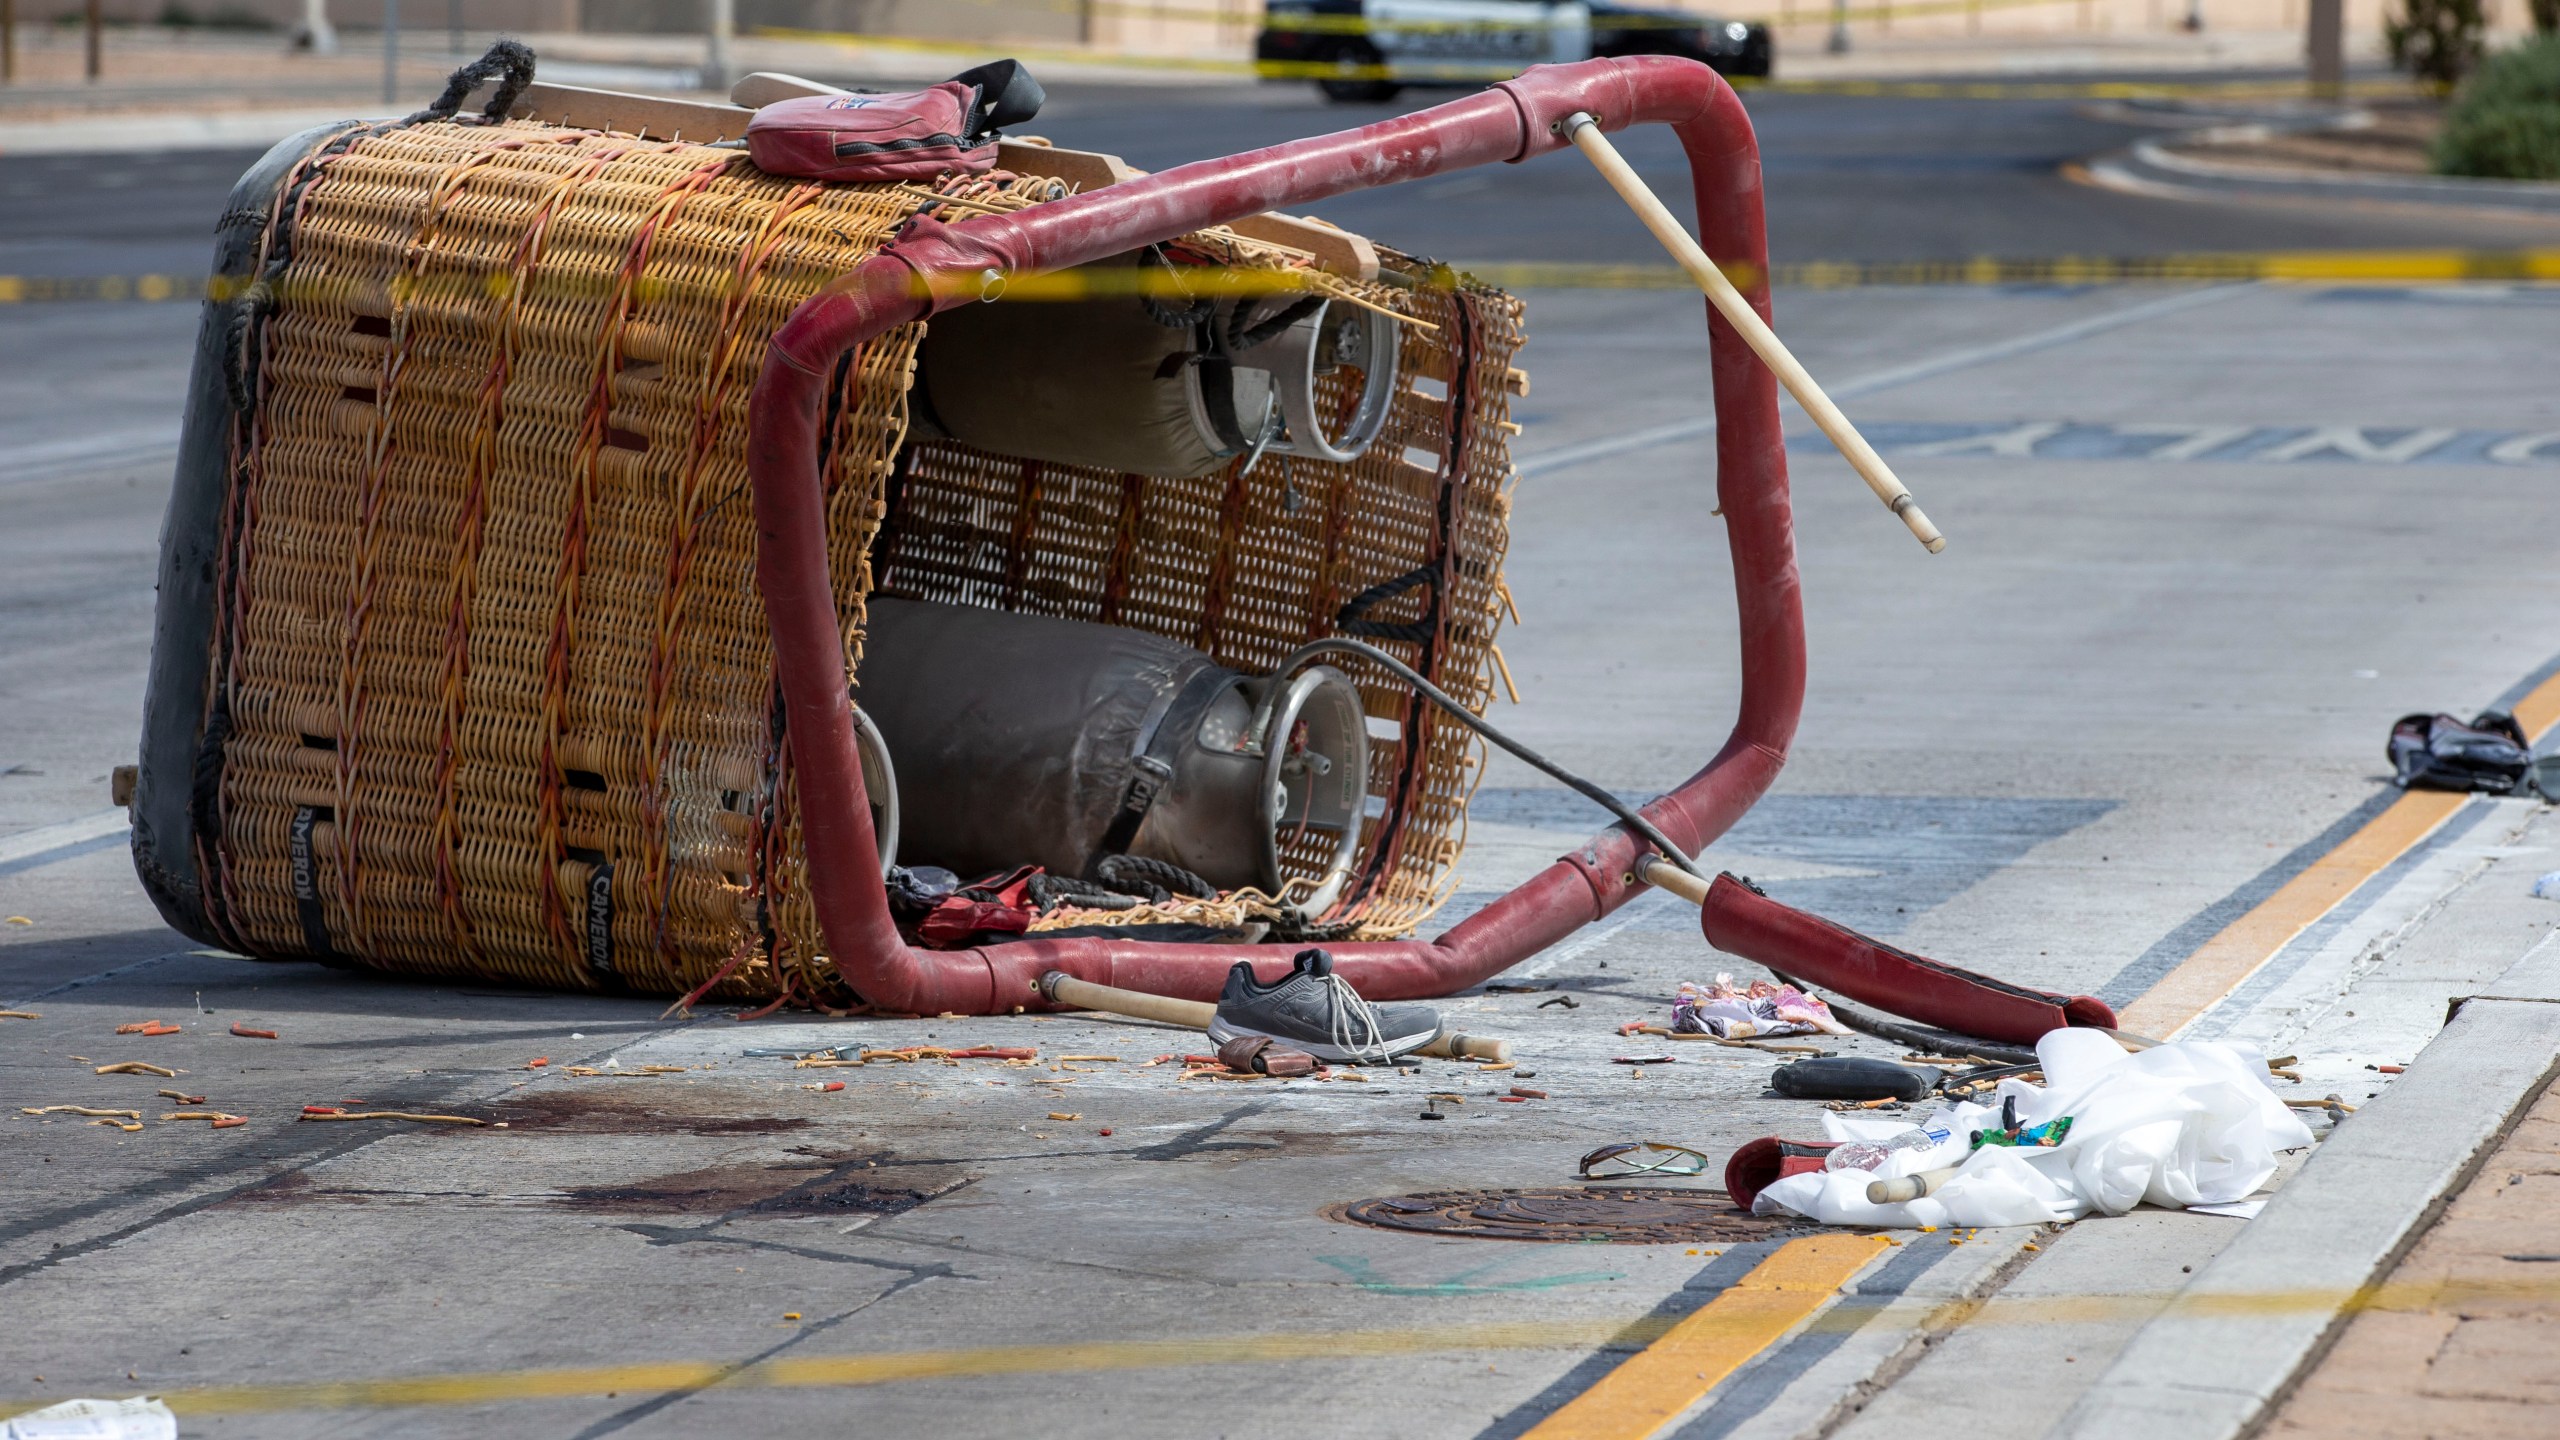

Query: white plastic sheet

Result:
[1,1397,176,1440]
[1752,1030,2314,1230]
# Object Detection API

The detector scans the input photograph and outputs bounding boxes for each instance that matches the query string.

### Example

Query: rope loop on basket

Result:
[405,38,539,126]
[1095,853,1218,904]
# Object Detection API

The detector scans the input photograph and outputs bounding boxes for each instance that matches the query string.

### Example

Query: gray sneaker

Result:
[1206,949,1443,1064]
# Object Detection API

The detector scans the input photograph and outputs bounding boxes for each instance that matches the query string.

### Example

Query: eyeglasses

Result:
[1577,1142,1711,1180]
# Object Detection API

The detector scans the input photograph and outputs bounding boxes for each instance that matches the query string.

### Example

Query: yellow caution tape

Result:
[6,249,2552,310]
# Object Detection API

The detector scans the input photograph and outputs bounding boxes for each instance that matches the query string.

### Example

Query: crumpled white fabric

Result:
[1,1396,176,1440]
[1752,1030,2314,1229]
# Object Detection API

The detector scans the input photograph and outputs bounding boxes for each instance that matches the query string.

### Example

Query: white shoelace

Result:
[1322,974,1392,1062]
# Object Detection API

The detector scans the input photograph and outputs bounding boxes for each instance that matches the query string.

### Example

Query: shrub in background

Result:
[2388,0,2488,92]
[2434,34,2560,178]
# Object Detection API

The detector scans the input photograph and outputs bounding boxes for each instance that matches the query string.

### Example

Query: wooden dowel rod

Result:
[1635,854,1710,906]
[1037,972,1510,1063]
[1561,112,1946,555]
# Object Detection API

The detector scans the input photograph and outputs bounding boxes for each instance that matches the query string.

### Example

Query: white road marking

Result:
[1838,420,2560,467]
[2488,431,2560,464]
[2254,426,2459,464]
[1900,421,2065,457]
[1513,283,2256,479]
[2112,422,2256,461]
[0,426,181,487]
[0,809,131,875]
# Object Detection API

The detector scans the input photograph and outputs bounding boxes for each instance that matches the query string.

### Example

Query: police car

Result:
[1257,1,1773,103]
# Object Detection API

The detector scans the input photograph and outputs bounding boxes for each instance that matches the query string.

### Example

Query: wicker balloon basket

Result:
[133,93,1526,1009]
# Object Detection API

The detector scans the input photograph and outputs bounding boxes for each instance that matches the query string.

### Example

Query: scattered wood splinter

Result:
[297,1110,488,1126]
[23,1105,142,1119]
[95,1061,180,1077]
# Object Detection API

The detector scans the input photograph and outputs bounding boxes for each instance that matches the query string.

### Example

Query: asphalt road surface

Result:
[6,77,2556,285]
[3,76,2558,1439]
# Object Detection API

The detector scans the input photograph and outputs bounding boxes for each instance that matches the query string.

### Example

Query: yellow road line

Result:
[2117,789,2469,1037]
[1521,1234,1894,1440]
[2121,663,2560,1038]
[20,1261,2560,1423]
[2515,669,2560,740]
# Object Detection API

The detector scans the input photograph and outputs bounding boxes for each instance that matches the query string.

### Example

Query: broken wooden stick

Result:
[1867,1163,1965,1205]
[296,1110,487,1126]
[1036,972,1510,1064]
[1561,112,1944,555]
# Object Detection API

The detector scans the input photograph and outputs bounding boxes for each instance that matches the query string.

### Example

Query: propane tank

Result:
[909,255,1401,479]
[853,598,1368,909]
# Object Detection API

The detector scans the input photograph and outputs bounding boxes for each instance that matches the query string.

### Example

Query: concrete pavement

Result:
[6,74,2560,1439]
[7,268,2560,1434]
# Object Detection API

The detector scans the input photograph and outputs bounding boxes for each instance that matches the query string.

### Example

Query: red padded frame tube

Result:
[1701,874,2120,1043]
[747,56,1804,1016]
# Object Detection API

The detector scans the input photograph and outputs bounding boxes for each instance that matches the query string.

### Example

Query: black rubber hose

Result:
[1257,636,1707,879]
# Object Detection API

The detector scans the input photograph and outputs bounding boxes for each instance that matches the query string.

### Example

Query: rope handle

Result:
[406,38,539,126]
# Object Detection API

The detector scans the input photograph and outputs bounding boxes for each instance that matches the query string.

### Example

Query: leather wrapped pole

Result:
[747,55,1805,1016]
[1700,872,2119,1044]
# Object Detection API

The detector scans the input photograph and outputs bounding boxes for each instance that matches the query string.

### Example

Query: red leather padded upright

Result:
[1700,872,2117,1044]
[1723,1136,1842,1212]
[746,87,995,183]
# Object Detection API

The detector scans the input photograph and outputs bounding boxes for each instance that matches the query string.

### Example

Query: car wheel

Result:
[1316,41,1401,103]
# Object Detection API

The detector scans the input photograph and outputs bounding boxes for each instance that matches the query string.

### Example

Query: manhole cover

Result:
[1329,1187,1821,1243]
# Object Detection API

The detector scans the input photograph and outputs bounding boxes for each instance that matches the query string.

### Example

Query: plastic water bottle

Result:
[1825,1125,1952,1172]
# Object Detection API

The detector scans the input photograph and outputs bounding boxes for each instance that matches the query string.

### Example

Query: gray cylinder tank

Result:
[854,598,1368,907]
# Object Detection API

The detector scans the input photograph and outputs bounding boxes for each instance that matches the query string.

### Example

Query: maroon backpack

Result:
[746,60,1044,183]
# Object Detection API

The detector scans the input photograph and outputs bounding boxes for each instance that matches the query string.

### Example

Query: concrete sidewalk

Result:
[2270,1074,2560,1438]
[2040,795,2560,1439]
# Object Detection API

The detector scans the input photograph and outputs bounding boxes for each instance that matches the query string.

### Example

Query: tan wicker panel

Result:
[211,119,1025,1001]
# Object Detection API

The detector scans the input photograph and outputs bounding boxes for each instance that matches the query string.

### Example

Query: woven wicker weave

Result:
[198,114,1523,1005]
